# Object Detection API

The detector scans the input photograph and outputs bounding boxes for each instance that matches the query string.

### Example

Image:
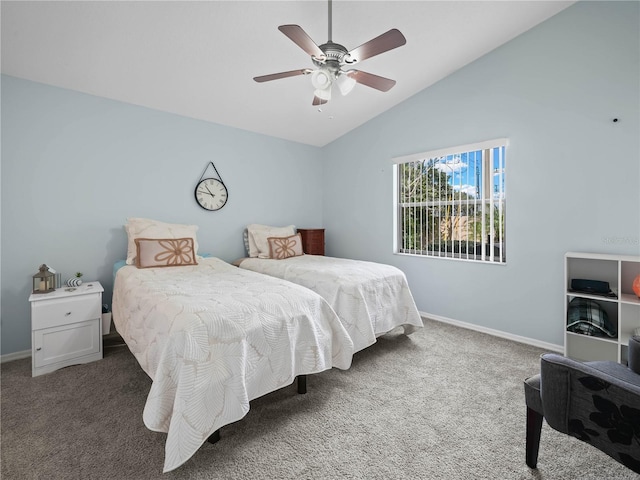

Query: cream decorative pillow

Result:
[135,238,197,268]
[125,218,199,265]
[268,234,304,260]
[246,224,296,259]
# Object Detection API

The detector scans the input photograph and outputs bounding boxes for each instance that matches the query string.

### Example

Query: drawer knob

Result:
[36,347,42,351]
[65,312,72,316]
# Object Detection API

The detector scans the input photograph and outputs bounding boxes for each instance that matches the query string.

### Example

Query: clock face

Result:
[195,178,228,211]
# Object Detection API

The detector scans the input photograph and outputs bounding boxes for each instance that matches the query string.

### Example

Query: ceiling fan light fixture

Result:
[336,72,357,96]
[311,69,332,90]
[314,86,332,101]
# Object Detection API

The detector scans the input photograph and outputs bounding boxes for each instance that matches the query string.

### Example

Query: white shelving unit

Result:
[564,252,640,364]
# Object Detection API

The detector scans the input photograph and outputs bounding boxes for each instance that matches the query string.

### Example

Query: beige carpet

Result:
[1,318,636,479]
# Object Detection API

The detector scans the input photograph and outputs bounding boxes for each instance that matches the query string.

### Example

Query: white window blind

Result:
[392,139,507,263]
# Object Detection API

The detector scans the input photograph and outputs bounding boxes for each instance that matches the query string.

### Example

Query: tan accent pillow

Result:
[135,238,197,268]
[268,234,304,260]
[247,224,296,258]
[125,218,199,265]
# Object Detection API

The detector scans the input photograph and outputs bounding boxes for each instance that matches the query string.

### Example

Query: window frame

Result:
[392,138,508,264]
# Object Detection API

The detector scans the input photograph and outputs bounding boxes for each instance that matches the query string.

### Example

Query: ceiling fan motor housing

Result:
[314,42,352,70]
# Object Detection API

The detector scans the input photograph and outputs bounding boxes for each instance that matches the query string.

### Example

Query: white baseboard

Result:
[420,311,563,353]
[1,349,31,363]
[2,315,561,363]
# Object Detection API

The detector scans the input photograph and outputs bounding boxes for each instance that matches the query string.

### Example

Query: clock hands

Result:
[197,186,216,198]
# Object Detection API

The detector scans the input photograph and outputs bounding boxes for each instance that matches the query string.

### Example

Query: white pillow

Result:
[246,224,295,259]
[125,217,199,265]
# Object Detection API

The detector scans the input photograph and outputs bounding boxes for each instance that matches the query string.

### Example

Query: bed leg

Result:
[207,429,221,444]
[297,375,307,394]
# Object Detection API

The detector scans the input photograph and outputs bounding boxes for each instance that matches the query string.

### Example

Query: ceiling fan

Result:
[253,0,406,106]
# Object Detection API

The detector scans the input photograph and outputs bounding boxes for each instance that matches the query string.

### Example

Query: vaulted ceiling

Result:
[1,1,574,146]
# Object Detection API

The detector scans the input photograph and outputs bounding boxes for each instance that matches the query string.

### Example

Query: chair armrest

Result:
[629,336,640,374]
[540,353,640,471]
[540,354,640,430]
[540,354,640,473]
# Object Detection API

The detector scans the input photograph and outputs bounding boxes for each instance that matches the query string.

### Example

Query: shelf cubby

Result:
[564,252,640,364]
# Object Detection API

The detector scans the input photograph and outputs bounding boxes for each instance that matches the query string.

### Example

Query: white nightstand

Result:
[29,281,104,377]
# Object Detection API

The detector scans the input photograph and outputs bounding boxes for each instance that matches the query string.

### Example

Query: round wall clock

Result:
[195,178,228,211]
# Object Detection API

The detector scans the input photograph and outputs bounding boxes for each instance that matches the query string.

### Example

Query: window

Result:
[393,139,507,263]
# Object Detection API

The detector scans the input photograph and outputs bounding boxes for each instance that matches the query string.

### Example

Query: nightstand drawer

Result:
[32,294,101,330]
[305,239,324,251]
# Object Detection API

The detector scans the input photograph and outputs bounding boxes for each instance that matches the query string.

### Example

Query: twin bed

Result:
[237,254,423,353]
[112,219,423,472]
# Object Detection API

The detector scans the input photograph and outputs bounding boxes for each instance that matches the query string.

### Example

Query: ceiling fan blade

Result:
[347,70,396,92]
[278,25,326,60]
[254,69,310,83]
[312,95,328,106]
[345,29,406,64]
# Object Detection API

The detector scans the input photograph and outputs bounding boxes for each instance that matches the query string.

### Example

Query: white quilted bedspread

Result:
[112,257,354,472]
[238,255,423,353]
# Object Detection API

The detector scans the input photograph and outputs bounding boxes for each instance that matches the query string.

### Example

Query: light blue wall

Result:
[1,76,324,355]
[2,1,638,356]
[322,1,639,346]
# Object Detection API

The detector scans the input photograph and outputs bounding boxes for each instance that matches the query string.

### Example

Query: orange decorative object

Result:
[633,274,640,298]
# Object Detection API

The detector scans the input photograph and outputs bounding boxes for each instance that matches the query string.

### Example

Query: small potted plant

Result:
[65,272,83,287]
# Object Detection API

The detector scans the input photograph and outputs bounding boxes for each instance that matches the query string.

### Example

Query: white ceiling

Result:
[1,1,574,147]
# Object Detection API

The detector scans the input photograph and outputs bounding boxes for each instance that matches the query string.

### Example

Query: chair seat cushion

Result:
[524,373,543,414]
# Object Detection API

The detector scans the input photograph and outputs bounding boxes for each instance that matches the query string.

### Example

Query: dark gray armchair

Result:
[524,336,640,473]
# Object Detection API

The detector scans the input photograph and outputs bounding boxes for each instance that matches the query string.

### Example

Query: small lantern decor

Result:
[32,264,55,294]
